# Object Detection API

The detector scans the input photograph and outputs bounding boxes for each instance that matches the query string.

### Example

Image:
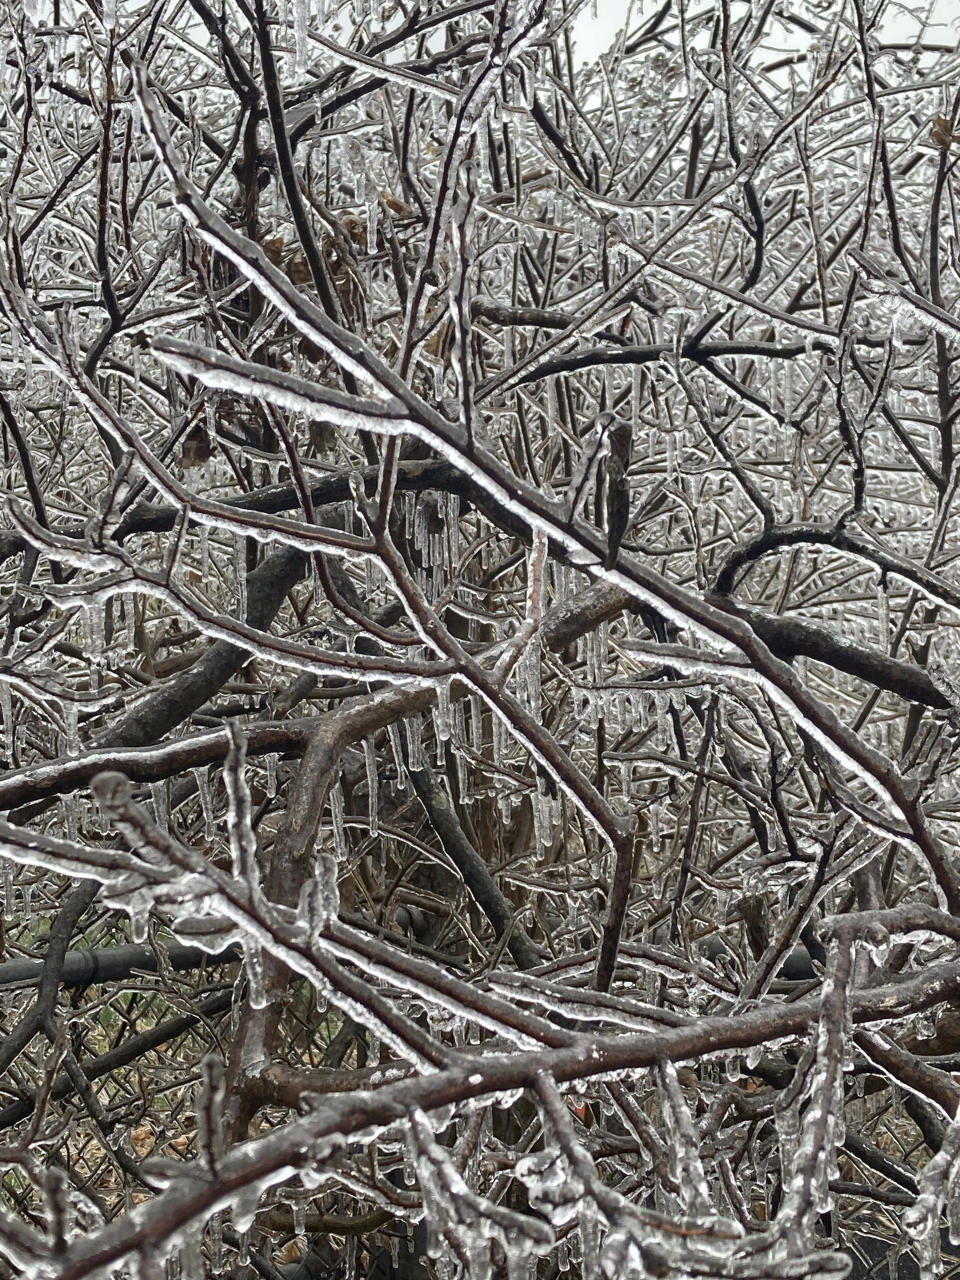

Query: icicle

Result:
[522,647,541,718]
[492,713,509,772]
[264,753,277,799]
[195,768,216,843]
[200,526,210,581]
[405,717,423,771]
[84,603,105,670]
[878,575,889,648]
[654,703,670,752]
[433,678,452,742]
[328,780,347,860]
[363,737,379,838]
[387,721,406,790]
[948,1158,960,1247]
[2,860,12,918]
[413,503,428,555]
[507,1251,535,1280]
[585,625,605,687]
[126,891,151,945]
[665,430,677,481]
[530,786,545,850]
[123,600,136,655]
[236,1230,251,1267]
[235,535,247,619]
[498,787,512,826]
[607,690,624,737]
[365,175,379,255]
[293,0,308,73]
[545,379,558,440]
[62,791,79,843]
[207,1213,223,1272]
[0,680,12,764]
[619,759,631,797]
[469,695,483,753]
[531,780,554,849]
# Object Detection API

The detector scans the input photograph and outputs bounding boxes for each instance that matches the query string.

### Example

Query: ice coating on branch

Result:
[149,781,168,830]
[770,940,852,1253]
[599,1221,645,1278]
[904,1115,960,1274]
[656,1060,711,1213]
[514,1147,584,1228]
[196,1053,226,1174]
[243,942,268,1008]
[408,1108,553,1275]
[6,5,960,1278]
[296,858,339,933]
[580,1195,600,1280]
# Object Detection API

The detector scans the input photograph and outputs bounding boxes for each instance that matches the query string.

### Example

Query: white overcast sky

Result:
[571,0,633,66]
[569,0,957,66]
